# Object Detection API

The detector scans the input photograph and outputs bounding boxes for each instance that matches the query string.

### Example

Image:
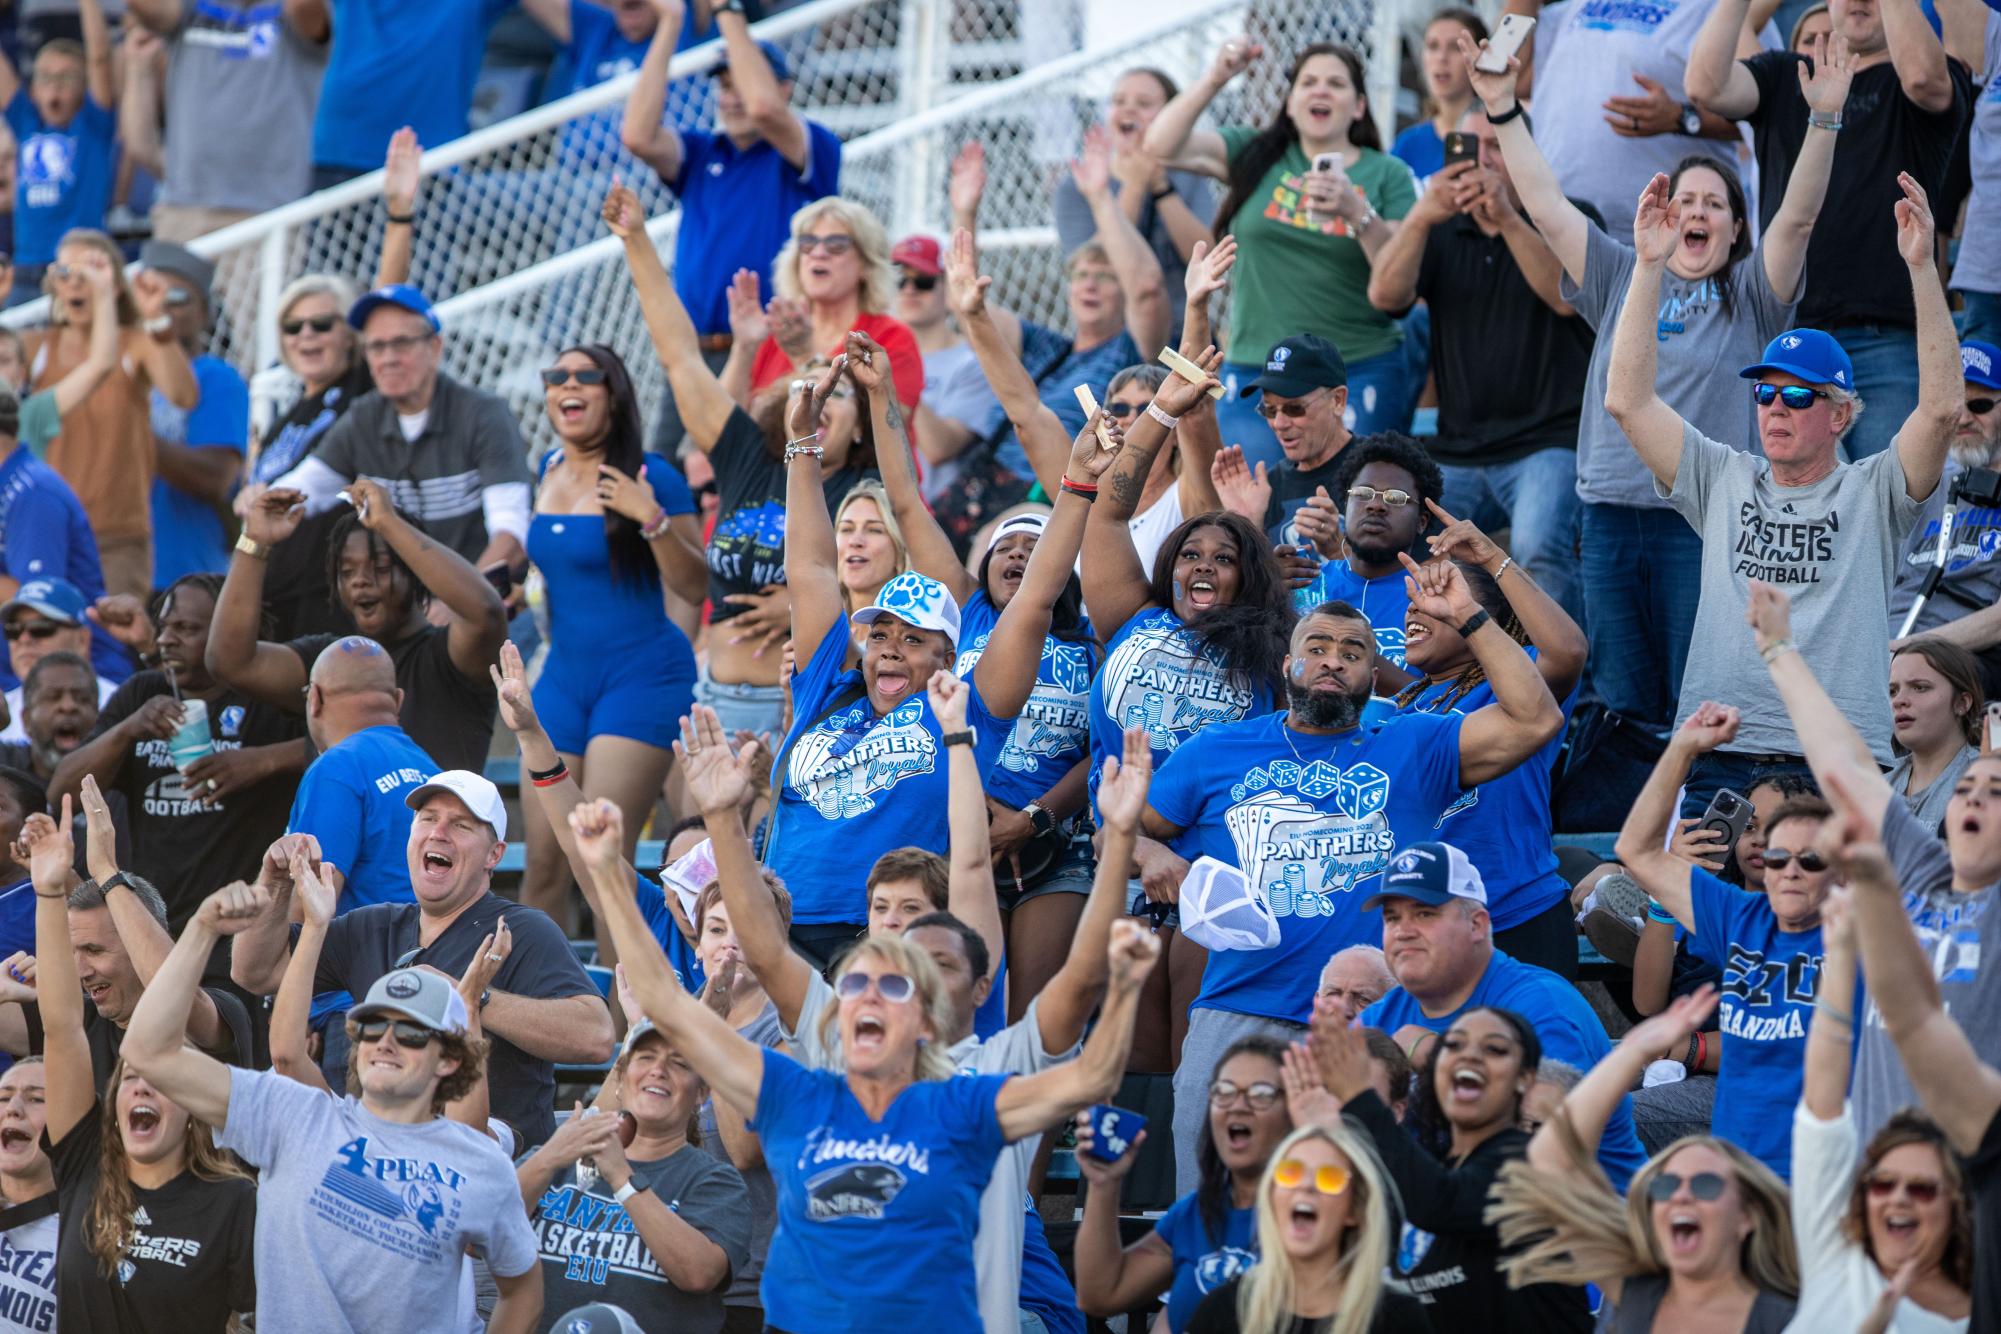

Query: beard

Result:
[1950,433,1999,470]
[1287,678,1364,730]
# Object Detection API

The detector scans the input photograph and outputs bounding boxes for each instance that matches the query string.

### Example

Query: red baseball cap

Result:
[891,235,942,277]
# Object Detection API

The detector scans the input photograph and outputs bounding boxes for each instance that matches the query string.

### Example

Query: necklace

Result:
[1280,712,1347,768]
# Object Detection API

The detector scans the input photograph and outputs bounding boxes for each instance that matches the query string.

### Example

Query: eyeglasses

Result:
[362,334,434,359]
[32,70,82,88]
[4,621,64,642]
[1272,1158,1351,1196]
[834,971,914,1003]
[798,233,855,256]
[1209,1080,1283,1110]
[281,314,340,337]
[351,1017,441,1050]
[1104,401,1144,418]
[1753,382,1828,410]
[1969,397,1998,416]
[541,367,608,388]
[1256,397,1319,420]
[1348,485,1415,508]
[1865,1173,1944,1203]
[898,272,938,292]
[1645,1170,1730,1202]
[1761,849,1828,872]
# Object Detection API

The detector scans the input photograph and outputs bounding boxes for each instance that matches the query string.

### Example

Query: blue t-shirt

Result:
[1152,1192,1256,1334]
[0,442,120,689]
[1150,711,1465,1026]
[1019,1203,1084,1334]
[952,590,1099,809]
[1687,867,1824,1180]
[284,724,433,910]
[1402,658,1579,933]
[673,121,842,336]
[1291,559,1413,668]
[1363,950,1649,1190]
[4,91,115,266]
[766,618,1011,925]
[1392,122,1446,183]
[0,877,31,961]
[150,355,250,588]
[751,1048,1010,1333]
[312,0,511,170]
[558,1,716,169]
[990,322,1140,479]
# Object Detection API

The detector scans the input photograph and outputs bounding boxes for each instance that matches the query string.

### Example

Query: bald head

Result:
[311,635,398,696]
[1315,944,1394,1025]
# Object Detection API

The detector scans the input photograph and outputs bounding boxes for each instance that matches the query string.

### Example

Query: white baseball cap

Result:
[1178,857,1281,952]
[405,769,508,841]
[851,570,963,644]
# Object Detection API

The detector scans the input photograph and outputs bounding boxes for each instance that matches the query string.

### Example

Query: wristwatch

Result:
[1023,803,1054,837]
[941,729,977,749]
[1677,103,1702,136]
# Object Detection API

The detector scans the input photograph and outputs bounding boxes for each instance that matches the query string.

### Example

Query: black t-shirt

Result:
[311,891,598,1146]
[285,625,495,773]
[1344,1090,1590,1332]
[1968,1104,2001,1331]
[705,406,873,623]
[1263,448,1354,549]
[1744,52,1973,329]
[1413,210,1597,465]
[256,362,374,643]
[91,673,305,931]
[1186,1274,1433,1333]
[26,988,255,1095]
[45,1103,256,1333]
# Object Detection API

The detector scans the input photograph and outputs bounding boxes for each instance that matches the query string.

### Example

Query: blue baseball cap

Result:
[1738,328,1853,391]
[1,577,86,625]
[1963,341,2001,392]
[710,39,790,83]
[1361,842,1488,912]
[347,283,441,333]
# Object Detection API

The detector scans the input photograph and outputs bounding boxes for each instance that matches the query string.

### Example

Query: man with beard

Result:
[1888,341,2001,689]
[1141,573,1564,1191]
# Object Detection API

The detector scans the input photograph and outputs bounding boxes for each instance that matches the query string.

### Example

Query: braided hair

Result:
[1393,561,1526,714]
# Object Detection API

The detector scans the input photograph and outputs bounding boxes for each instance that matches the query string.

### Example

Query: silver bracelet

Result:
[1809,111,1842,132]
[784,437,825,462]
[1145,403,1180,429]
[1494,556,1515,580]
[1758,638,1797,664]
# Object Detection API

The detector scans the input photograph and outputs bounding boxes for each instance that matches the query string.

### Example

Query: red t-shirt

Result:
[748,311,925,417]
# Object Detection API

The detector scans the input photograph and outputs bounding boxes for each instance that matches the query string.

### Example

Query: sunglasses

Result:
[1646,1170,1729,1202]
[351,1018,440,1050]
[834,971,914,1003]
[1104,401,1143,418]
[1969,397,1998,415]
[799,233,855,256]
[282,314,340,337]
[898,272,938,292]
[1256,399,1316,420]
[541,367,608,388]
[1272,1158,1351,1196]
[4,621,64,642]
[1209,1079,1283,1111]
[1348,485,1415,508]
[162,288,194,308]
[1753,382,1828,410]
[1865,1173,1944,1203]
[1761,849,1828,872]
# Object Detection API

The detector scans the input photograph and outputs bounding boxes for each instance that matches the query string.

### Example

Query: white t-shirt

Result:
[1,675,118,744]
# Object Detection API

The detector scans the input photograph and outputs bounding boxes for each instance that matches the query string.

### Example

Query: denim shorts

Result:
[695,661,787,743]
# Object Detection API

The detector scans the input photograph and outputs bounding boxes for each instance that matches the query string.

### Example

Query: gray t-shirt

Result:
[216,1069,539,1333]
[698,1000,785,1312]
[1949,15,2001,297]
[161,1,324,212]
[1664,422,1925,761]
[1888,460,2001,637]
[1566,225,1798,509]
[1863,796,2001,1138]
[527,1142,752,1334]
[1053,169,1217,319]
[1886,743,1978,837]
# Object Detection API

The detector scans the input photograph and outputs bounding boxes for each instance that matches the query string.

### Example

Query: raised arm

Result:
[79,0,113,109]
[716,5,807,167]
[269,846,337,1094]
[1603,176,1695,490]
[1426,504,1585,697]
[1073,1123,1177,1314]
[619,0,689,181]
[608,184,737,450]
[1071,127,1169,361]
[1613,706,1739,927]
[24,808,91,1141]
[1463,37,1590,285]
[1894,175,1961,504]
[1759,39,1851,305]
[376,128,421,290]
[1140,37,1260,180]
[1367,163,1467,314]
[205,487,314,709]
[127,273,199,410]
[782,365,845,659]
[1746,580,1893,827]
[930,672,1003,992]
[227,834,319,996]
[848,332,974,601]
[1526,986,1718,1175]
[943,228,1067,497]
[1801,881,1856,1120]
[116,25,164,176]
[49,261,126,417]
[343,478,509,682]
[1686,0,1764,119]
[1882,0,1956,112]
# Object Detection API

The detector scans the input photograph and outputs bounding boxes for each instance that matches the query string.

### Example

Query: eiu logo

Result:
[1196,1246,1257,1291]
[1397,1223,1435,1273]
[804,1163,908,1220]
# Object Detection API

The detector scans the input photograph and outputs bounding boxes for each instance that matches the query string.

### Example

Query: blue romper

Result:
[529,450,698,752]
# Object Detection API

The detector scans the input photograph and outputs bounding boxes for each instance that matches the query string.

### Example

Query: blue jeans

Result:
[1829,323,1919,460]
[1439,449,1582,621]
[1960,289,2001,348]
[1580,503,1704,730]
[1218,343,1413,472]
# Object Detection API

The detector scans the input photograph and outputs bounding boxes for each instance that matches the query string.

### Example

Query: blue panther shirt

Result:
[1688,867,1824,1180]
[1150,711,1464,1026]
[766,617,1010,925]
[752,1048,1010,1332]
[1152,1193,1256,1333]
[1291,559,1413,668]
[953,590,1099,808]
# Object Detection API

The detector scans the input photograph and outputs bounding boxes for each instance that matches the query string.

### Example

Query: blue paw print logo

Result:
[878,572,943,618]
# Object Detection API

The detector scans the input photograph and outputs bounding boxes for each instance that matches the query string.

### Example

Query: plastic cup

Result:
[167,698,214,770]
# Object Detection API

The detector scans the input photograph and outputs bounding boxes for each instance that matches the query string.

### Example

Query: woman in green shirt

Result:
[1147,39,1416,468]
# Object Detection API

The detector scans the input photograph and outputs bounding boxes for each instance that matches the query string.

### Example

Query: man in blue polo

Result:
[621,0,838,451]
[1360,840,1648,1188]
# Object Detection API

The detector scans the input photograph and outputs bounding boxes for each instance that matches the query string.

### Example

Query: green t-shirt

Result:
[1216,130,1417,366]
[19,389,59,457]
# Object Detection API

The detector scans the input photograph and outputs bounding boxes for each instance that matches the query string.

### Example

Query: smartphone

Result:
[1987,702,2001,749]
[1696,789,1753,853]
[483,564,515,598]
[1476,13,1535,73]
[1443,132,1479,169]
[1311,151,1344,177]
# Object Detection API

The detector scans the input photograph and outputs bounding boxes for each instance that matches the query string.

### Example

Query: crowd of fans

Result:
[0,0,1995,1331]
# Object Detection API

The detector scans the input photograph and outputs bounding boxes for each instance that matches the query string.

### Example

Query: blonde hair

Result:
[1236,1122,1395,1334]
[45,230,139,327]
[1488,1115,1799,1302]
[835,480,911,590]
[772,198,895,313]
[815,933,958,1082]
[88,1060,251,1277]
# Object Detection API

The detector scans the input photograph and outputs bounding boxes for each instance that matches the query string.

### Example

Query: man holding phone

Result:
[1367,103,1596,618]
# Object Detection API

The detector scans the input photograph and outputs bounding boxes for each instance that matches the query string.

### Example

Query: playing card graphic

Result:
[1224,777,1396,916]
[787,698,937,820]
[1103,621,1253,752]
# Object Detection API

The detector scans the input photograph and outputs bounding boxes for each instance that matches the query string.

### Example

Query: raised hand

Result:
[242,485,308,546]
[1106,917,1163,991]
[1072,1108,1146,1187]
[0,952,35,1006]
[1676,701,1741,755]
[1070,124,1114,201]
[383,126,422,218]
[926,668,970,730]
[1293,486,1345,559]
[79,776,118,884]
[948,140,987,220]
[614,962,645,1026]
[700,955,740,1019]
[843,329,895,399]
[1893,171,1935,269]
[1620,983,1720,1057]
[87,593,157,658]
[1397,553,1478,625]
[1423,498,1503,569]
[487,640,542,737]
[130,269,170,323]
[1184,235,1237,308]
[1797,32,1855,119]
[943,227,992,320]
[1744,579,1793,655]
[1208,35,1262,84]
[1154,344,1224,416]
[595,462,660,525]
[567,799,627,877]
[1306,1009,1378,1102]
[1632,173,1681,269]
[1281,1041,1345,1128]
[258,831,320,896]
[20,806,69,897]
[195,881,275,937]
[725,269,769,348]
[1458,31,1521,113]
[674,705,764,816]
[1818,884,1855,954]
[1096,726,1153,835]
[458,919,513,1013]
[1066,407,1126,481]
[345,476,396,531]
[1210,445,1272,521]
[766,296,812,362]
[786,358,843,439]
[292,844,338,926]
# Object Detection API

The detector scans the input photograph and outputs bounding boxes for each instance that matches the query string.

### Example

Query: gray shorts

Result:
[1171,1006,1307,1196]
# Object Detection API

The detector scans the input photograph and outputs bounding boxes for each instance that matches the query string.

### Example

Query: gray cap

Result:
[350,967,469,1037]
[549,1304,644,1334]
[138,240,216,303]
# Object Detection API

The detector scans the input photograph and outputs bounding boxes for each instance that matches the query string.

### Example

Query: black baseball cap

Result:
[1241,334,1348,399]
